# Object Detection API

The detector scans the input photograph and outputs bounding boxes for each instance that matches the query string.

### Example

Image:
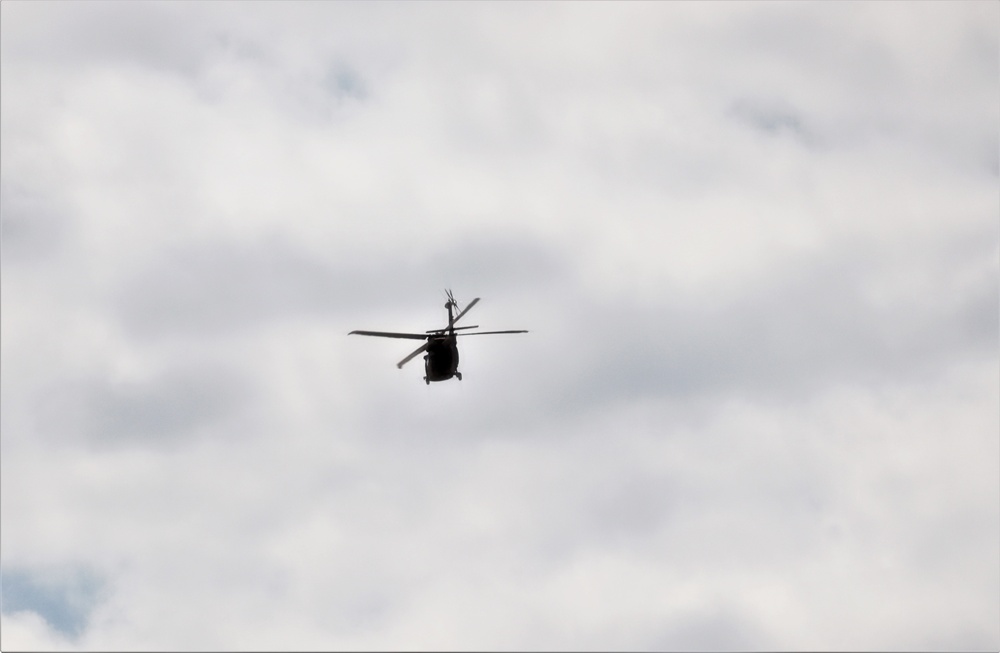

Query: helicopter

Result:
[349,290,527,384]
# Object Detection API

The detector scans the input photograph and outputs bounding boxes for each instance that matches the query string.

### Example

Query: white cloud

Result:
[1,611,79,652]
[2,1,997,650]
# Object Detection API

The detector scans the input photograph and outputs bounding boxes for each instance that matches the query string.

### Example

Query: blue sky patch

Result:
[1,566,104,638]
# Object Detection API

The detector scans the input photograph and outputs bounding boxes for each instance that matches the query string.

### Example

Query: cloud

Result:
[33,363,249,449]
[728,97,813,145]
[576,230,997,403]
[1,1,997,651]
[110,228,564,339]
[0,610,77,652]
[0,1,215,75]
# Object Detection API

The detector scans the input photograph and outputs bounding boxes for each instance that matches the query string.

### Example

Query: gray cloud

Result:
[568,231,997,404]
[651,606,774,651]
[0,1,217,76]
[113,230,566,338]
[0,183,74,264]
[33,363,249,449]
[728,98,814,144]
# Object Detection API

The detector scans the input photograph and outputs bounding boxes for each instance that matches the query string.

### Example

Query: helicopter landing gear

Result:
[455,372,462,381]
[424,376,430,385]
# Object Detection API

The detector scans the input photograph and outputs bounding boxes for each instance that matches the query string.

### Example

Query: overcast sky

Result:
[1,2,998,651]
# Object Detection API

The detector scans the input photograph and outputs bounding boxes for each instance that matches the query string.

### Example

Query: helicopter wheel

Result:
[455,372,462,381]
[424,376,430,385]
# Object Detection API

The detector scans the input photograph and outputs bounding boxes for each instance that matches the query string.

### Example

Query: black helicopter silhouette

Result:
[349,290,527,384]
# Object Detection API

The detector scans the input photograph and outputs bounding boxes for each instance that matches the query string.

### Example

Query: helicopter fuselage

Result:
[424,334,460,383]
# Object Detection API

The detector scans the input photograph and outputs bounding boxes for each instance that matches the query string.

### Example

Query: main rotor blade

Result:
[426,325,479,333]
[349,330,428,340]
[450,297,480,326]
[397,342,429,368]
[456,330,528,336]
